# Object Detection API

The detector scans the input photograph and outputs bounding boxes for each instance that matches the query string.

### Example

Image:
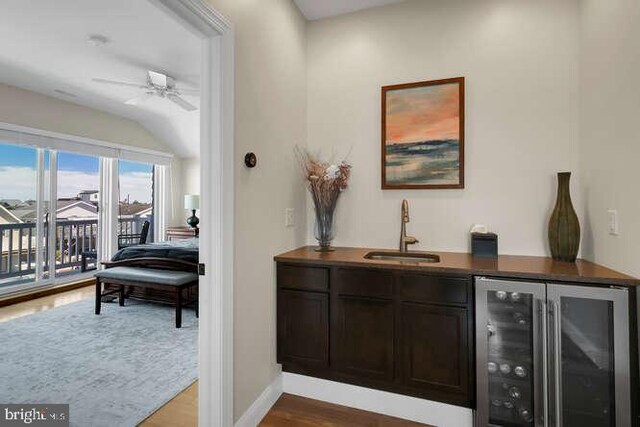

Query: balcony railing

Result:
[0,222,39,281]
[0,217,151,285]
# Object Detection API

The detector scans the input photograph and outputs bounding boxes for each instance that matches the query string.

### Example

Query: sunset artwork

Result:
[382,77,464,189]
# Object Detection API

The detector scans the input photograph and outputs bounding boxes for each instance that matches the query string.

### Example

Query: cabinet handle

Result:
[538,299,548,427]
[548,301,562,427]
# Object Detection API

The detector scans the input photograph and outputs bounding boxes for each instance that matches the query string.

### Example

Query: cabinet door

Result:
[333,295,395,381]
[475,278,546,426]
[400,302,470,398]
[277,290,329,368]
[547,284,631,427]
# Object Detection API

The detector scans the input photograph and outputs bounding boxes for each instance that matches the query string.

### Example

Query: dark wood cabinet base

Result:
[277,262,475,409]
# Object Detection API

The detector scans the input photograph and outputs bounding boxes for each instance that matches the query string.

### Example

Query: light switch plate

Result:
[607,209,620,235]
[285,208,295,227]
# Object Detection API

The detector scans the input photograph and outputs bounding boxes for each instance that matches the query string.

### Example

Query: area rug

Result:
[0,298,198,427]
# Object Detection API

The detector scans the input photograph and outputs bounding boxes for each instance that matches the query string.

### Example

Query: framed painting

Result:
[381,77,465,189]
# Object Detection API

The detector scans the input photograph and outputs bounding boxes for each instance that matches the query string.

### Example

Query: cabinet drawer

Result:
[400,274,470,305]
[277,264,329,292]
[335,268,394,298]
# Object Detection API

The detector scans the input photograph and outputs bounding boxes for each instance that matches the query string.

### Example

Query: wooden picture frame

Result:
[381,77,465,189]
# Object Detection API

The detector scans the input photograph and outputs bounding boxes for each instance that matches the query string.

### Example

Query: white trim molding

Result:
[151,1,235,426]
[235,375,283,427]
[282,373,474,427]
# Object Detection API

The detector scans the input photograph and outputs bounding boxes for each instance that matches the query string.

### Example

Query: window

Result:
[0,127,171,294]
[118,160,155,245]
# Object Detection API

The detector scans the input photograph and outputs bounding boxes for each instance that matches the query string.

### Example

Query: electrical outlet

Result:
[607,210,620,236]
[285,208,295,227]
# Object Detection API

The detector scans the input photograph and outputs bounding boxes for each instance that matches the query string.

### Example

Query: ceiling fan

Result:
[92,71,198,111]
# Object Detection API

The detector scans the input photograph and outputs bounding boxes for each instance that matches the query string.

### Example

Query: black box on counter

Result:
[471,232,498,258]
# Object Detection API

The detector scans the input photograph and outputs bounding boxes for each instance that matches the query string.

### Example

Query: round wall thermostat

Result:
[244,152,257,168]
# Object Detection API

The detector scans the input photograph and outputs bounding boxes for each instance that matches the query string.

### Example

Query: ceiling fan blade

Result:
[174,87,200,95]
[167,94,198,111]
[92,78,147,89]
[125,92,155,106]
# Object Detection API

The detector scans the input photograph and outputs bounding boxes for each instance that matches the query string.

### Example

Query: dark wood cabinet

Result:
[277,289,329,368]
[399,303,469,401]
[398,271,473,406]
[332,267,395,381]
[333,295,395,381]
[276,262,474,408]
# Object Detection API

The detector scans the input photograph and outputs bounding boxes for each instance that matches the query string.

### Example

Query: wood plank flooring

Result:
[1,286,429,427]
[259,394,429,426]
[0,284,95,323]
[140,381,198,427]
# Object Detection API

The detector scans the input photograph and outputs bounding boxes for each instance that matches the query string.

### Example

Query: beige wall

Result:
[181,158,200,196]
[0,83,170,152]
[306,0,581,256]
[201,0,640,419]
[205,0,308,420]
[172,157,199,229]
[579,0,640,276]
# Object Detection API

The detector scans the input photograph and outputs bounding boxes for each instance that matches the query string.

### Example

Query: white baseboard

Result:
[235,375,283,427]
[282,373,474,427]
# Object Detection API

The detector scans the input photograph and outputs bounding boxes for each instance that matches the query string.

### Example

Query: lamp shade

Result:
[184,194,200,210]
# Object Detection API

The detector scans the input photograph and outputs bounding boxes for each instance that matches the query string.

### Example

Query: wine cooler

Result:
[476,277,632,427]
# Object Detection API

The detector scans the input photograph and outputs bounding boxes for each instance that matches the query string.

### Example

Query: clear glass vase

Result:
[314,206,336,252]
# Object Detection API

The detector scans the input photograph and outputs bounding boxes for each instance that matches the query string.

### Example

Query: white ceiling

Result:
[294,0,406,20]
[0,0,202,157]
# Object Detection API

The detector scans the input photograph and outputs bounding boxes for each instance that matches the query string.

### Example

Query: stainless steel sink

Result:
[364,251,441,263]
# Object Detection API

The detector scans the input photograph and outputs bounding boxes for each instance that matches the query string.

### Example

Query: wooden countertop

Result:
[274,246,640,287]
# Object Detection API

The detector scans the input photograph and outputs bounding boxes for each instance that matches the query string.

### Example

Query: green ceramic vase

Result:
[548,172,580,262]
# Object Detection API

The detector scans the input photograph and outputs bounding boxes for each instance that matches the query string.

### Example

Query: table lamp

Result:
[184,194,200,229]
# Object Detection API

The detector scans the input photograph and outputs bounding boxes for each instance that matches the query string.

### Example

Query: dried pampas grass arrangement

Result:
[295,146,351,251]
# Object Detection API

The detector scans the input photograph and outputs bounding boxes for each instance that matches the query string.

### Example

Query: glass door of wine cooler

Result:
[547,284,631,427]
[476,277,546,427]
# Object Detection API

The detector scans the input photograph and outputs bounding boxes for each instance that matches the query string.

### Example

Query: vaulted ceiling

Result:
[0,0,201,157]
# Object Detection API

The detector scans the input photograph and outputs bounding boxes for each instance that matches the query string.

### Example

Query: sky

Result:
[385,82,460,145]
[0,143,153,203]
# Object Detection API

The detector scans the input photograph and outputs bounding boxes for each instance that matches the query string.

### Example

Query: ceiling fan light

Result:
[148,70,174,89]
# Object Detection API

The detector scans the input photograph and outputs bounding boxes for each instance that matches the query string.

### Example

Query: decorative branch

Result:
[295,146,351,248]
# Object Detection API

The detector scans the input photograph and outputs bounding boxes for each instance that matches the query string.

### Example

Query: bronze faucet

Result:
[399,199,418,252]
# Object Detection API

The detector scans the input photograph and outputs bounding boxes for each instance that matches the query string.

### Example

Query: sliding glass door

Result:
[53,151,100,278]
[0,143,38,288]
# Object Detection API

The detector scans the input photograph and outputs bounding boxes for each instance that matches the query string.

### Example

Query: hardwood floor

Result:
[259,394,430,427]
[1,286,428,427]
[0,284,95,323]
[139,381,198,427]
